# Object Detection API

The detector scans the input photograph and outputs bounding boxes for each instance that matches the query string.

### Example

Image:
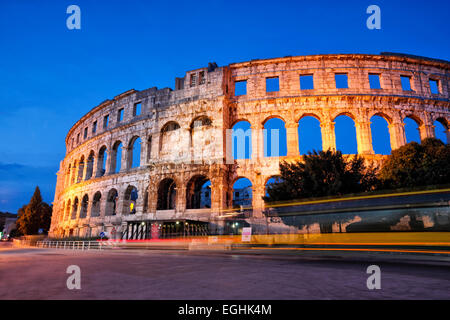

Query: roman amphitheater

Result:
[49,53,450,239]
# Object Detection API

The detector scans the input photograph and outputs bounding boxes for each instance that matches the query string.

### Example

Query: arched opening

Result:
[157,178,177,210]
[232,177,252,208]
[335,114,357,154]
[91,192,101,217]
[97,146,108,177]
[264,117,287,157]
[123,185,139,214]
[111,141,123,174]
[190,116,213,160]
[128,136,142,169]
[186,175,211,209]
[106,189,118,216]
[265,176,283,197]
[71,197,79,220]
[85,151,95,179]
[434,118,448,144]
[77,156,85,183]
[404,116,421,143]
[159,122,181,157]
[65,199,71,221]
[232,121,252,159]
[298,115,322,154]
[80,194,89,218]
[370,115,391,154]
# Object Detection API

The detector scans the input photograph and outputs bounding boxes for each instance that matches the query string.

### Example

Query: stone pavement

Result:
[0,244,449,300]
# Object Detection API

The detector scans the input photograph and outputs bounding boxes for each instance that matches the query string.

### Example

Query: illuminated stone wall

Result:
[49,54,450,238]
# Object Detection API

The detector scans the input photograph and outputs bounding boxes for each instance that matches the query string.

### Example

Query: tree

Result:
[379,138,450,188]
[265,150,378,202]
[15,187,52,235]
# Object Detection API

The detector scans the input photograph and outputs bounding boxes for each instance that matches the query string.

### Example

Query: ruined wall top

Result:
[65,53,450,152]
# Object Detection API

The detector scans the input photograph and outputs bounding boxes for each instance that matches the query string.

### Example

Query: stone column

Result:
[355,121,374,154]
[135,183,144,214]
[152,134,160,163]
[251,122,264,160]
[419,124,435,141]
[105,144,113,175]
[211,171,228,217]
[92,156,99,178]
[388,122,407,150]
[141,135,149,166]
[120,146,129,172]
[251,180,265,218]
[82,160,88,181]
[176,181,186,214]
[286,122,299,157]
[445,129,450,144]
[86,199,92,220]
[320,121,336,151]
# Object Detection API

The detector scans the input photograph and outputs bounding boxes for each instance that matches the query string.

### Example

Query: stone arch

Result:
[127,136,142,169]
[80,194,89,218]
[159,121,182,155]
[370,115,392,154]
[91,191,102,217]
[231,118,251,128]
[111,141,123,174]
[334,114,357,154]
[157,178,177,210]
[434,117,449,144]
[186,175,211,209]
[85,151,95,180]
[298,115,322,154]
[403,115,421,143]
[123,185,139,214]
[190,115,212,128]
[332,111,357,122]
[232,177,253,208]
[232,120,252,159]
[262,114,287,125]
[368,111,393,125]
[71,197,79,220]
[263,117,287,157]
[264,175,282,186]
[97,145,108,177]
[105,189,118,216]
[264,175,283,197]
[190,116,213,160]
[297,112,322,123]
[403,113,424,127]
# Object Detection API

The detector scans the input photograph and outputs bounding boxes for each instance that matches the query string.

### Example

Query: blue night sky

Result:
[0,0,449,212]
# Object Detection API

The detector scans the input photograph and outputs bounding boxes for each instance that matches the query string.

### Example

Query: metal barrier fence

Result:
[36,241,107,250]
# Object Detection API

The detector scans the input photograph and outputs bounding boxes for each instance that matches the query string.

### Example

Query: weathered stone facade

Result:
[49,53,450,238]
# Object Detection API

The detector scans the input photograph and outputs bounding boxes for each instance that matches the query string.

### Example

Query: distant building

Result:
[2,217,17,239]
[233,186,252,208]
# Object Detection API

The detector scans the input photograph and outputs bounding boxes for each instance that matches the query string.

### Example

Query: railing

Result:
[35,241,111,250]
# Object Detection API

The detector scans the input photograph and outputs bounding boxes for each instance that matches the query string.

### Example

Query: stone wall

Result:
[49,53,450,238]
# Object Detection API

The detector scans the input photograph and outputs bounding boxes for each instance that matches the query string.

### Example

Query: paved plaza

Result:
[0,243,449,300]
